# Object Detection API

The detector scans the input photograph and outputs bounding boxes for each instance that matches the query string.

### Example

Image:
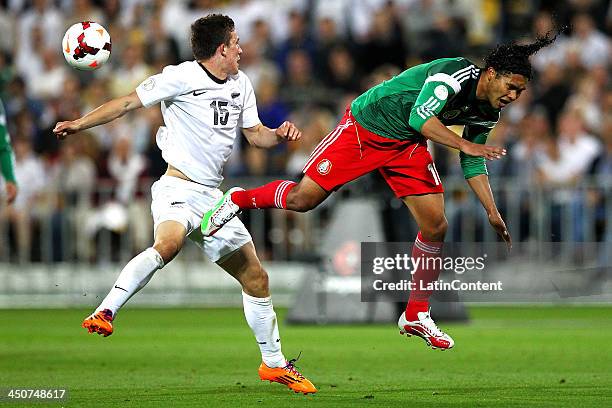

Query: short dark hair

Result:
[484,28,564,80]
[191,14,235,60]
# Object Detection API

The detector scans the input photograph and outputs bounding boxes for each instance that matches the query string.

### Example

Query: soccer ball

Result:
[62,21,111,71]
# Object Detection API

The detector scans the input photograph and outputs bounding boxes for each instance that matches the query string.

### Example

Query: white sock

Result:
[96,247,164,316]
[242,291,286,368]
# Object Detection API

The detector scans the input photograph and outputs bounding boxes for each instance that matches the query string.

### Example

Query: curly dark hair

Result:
[484,29,563,80]
[191,14,235,60]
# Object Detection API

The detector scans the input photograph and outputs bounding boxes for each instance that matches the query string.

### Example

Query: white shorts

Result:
[150,175,252,263]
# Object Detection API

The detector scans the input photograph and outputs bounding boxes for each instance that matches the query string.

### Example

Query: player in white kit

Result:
[53,14,316,394]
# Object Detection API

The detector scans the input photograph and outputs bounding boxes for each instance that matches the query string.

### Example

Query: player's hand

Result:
[488,211,512,251]
[275,121,302,141]
[5,181,17,205]
[461,142,506,160]
[53,120,82,140]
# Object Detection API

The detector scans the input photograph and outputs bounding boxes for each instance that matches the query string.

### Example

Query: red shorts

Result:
[302,109,444,198]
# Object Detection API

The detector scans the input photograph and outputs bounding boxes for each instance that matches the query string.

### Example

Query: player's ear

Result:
[487,67,496,81]
[217,43,226,57]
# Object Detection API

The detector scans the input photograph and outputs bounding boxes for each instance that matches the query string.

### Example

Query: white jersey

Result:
[135,61,260,187]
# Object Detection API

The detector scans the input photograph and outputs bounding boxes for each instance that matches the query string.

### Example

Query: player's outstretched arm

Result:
[420,117,506,160]
[466,174,512,250]
[53,91,143,140]
[242,121,302,148]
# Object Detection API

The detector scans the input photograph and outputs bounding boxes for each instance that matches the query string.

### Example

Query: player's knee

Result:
[422,217,448,242]
[153,238,181,264]
[243,265,269,295]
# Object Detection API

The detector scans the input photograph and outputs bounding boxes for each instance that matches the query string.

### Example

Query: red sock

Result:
[405,231,443,320]
[231,180,296,210]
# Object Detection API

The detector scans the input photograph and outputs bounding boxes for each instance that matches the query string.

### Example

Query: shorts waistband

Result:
[159,175,218,190]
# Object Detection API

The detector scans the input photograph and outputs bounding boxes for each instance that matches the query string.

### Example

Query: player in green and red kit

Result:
[201,34,559,350]
[0,99,17,205]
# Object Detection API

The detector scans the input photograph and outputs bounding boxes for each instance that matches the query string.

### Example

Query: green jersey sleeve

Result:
[0,101,16,184]
[408,59,465,132]
[460,124,489,179]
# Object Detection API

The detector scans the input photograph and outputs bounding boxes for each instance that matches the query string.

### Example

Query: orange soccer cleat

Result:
[82,309,114,337]
[258,356,317,395]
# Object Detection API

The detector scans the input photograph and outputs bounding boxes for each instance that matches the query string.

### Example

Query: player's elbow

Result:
[245,135,261,147]
[120,92,143,115]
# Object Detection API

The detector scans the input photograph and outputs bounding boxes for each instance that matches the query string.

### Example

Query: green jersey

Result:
[351,57,500,179]
[0,99,16,184]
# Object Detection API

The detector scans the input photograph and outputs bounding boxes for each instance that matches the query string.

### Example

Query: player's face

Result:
[223,30,242,75]
[488,72,527,109]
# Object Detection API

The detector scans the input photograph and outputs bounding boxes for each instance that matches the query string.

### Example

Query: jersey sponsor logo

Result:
[317,159,332,175]
[142,77,155,91]
[170,201,185,208]
[434,85,448,100]
[192,89,207,96]
[442,109,461,119]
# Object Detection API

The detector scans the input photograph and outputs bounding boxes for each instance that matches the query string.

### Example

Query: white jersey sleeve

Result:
[136,65,190,108]
[239,74,260,129]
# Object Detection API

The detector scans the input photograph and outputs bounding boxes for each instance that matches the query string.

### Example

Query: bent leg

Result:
[218,242,286,368]
[217,241,269,297]
[402,193,448,242]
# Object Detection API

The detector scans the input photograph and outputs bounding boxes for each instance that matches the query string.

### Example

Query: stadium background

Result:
[0,0,611,406]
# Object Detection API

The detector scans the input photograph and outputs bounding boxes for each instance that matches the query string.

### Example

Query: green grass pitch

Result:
[1,306,611,407]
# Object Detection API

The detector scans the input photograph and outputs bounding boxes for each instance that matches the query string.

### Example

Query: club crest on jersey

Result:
[442,109,461,119]
[317,159,332,175]
[434,85,448,100]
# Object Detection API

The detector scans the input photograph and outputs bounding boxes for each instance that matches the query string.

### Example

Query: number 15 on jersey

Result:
[210,100,229,126]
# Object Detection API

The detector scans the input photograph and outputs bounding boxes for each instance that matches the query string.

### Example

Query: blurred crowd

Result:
[0,0,610,262]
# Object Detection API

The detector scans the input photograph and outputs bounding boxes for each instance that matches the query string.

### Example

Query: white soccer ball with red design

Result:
[62,22,111,71]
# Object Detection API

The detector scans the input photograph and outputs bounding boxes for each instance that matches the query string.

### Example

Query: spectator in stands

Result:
[16,0,62,53]
[419,14,465,61]
[280,49,330,110]
[249,18,276,61]
[2,137,45,262]
[110,42,153,98]
[557,109,602,175]
[239,37,280,93]
[28,48,69,100]
[531,11,568,73]
[567,13,610,69]
[323,45,363,95]
[565,74,605,135]
[533,63,571,129]
[314,16,347,80]
[48,137,97,261]
[275,10,316,74]
[145,13,181,69]
[358,6,406,72]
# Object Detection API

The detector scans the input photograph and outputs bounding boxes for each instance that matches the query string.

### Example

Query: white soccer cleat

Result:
[200,187,244,236]
[398,310,455,350]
